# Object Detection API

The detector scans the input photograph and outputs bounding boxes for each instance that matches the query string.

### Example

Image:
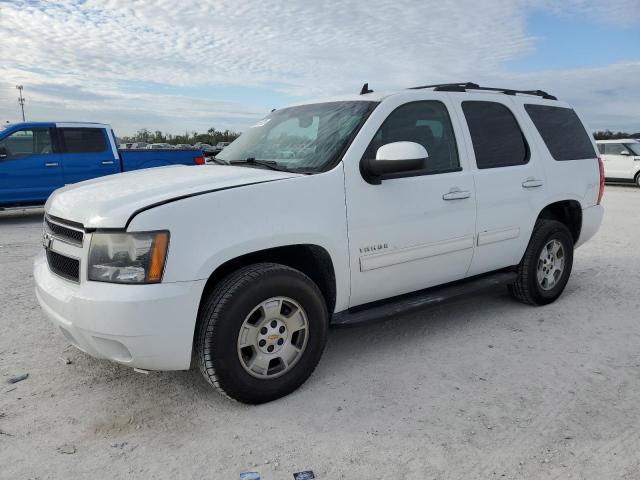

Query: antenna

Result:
[360,83,373,95]
[16,85,25,122]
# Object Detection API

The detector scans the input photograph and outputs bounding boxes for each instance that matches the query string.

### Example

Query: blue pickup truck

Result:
[0,122,205,208]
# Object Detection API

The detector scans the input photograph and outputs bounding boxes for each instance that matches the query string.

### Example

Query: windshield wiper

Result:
[207,156,229,165]
[229,157,290,172]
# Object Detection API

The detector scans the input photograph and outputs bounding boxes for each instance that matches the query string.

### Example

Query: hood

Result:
[45,165,299,229]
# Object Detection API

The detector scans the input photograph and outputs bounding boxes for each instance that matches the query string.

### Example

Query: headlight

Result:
[88,231,169,284]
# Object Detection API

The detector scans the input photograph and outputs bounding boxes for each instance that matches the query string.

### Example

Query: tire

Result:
[509,219,574,306]
[635,172,640,188]
[195,263,328,404]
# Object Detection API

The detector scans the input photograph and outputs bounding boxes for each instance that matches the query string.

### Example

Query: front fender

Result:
[127,167,351,311]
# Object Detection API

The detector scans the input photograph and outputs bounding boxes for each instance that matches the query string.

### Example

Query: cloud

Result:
[0,0,638,134]
[478,61,640,132]
[531,0,640,26]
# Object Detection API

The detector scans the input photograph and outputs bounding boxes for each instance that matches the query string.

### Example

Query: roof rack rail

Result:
[408,82,557,100]
[408,82,479,91]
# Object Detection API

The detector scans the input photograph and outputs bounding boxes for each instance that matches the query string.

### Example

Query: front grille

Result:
[46,250,80,282]
[45,216,84,246]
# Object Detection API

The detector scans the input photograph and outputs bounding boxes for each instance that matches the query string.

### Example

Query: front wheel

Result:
[195,263,328,404]
[509,219,574,306]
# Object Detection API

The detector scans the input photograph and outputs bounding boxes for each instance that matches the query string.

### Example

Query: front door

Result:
[0,127,63,206]
[344,94,477,307]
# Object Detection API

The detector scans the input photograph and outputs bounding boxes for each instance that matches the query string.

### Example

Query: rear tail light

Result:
[597,157,605,205]
[194,155,205,165]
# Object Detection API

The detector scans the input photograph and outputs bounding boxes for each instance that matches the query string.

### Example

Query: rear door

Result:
[0,126,64,205]
[450,94,548,276]
[58,126,120,184]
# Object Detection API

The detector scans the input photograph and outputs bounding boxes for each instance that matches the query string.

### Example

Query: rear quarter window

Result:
[524,105,596,161]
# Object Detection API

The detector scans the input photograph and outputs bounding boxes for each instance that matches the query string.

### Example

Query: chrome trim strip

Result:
[477,227,520,246]
[359,235,474,272]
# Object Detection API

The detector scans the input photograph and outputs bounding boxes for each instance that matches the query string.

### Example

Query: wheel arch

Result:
[197,244,337,320]
[536,200,582,243]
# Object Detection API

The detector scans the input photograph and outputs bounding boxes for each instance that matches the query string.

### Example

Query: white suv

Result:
[596,139,640,186]
[35,82,604,403]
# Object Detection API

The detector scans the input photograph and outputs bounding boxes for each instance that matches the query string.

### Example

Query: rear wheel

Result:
[635,172,640,188]
[195,263,328,404]
[509,219,574,306]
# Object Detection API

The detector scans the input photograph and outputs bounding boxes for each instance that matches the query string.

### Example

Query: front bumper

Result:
[576,204,604,248]
[34,251,206,370]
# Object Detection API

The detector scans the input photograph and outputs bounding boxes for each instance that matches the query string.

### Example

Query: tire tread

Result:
[509,219,573,306]
[195,262,326,403]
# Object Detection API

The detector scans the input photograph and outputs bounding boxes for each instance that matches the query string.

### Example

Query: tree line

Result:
[118,127,241,145]
[593,130,640,140]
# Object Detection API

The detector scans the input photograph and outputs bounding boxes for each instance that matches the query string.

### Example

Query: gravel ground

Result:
[1,185,639,480]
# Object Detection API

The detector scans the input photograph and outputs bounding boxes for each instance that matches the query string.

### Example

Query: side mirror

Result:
[361,141,427,184]
[620,150,630,156]
[0,146,8,160]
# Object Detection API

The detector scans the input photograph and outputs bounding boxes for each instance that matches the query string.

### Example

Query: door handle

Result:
[522,178,543,188]
[442,188,471,201]
[101,160,115,165]
[45,162,59,168]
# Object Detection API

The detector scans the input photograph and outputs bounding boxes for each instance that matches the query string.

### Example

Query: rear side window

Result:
[524,105,596,160]
[462,101,528,169]
[60,128,107,153]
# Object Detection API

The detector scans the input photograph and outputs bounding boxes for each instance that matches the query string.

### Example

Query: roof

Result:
[280,83,562,110]
[596,139,639,143]
[2,121,111,129]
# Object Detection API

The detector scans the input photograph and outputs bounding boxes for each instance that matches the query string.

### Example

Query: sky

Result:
[0,0,638,136]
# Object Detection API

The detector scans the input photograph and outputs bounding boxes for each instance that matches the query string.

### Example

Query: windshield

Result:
[217,101,377,172]
[625,143,640,155]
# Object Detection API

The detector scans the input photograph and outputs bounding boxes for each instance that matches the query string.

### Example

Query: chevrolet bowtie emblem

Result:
[42,231,52,249]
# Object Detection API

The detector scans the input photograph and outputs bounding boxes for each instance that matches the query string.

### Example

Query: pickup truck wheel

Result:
[509,219,574,306]
[195,263,328,404]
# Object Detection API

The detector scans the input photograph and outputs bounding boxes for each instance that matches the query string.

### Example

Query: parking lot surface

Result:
[1,185,639,479]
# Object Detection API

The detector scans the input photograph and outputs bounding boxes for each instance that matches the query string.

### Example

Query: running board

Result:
[331,271,517,327]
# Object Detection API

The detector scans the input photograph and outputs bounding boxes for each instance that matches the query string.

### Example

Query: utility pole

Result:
[16,85,25,122]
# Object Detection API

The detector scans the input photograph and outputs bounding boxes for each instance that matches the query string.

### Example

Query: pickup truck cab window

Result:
[0,128,53,158]
[462,101,529,169]
[362,100,460,177]
[59,128,108,153]
[216,101,377,173]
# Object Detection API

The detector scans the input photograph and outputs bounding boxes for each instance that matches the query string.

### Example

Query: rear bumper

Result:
[34,251,206,370]
[576,204,604,248]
